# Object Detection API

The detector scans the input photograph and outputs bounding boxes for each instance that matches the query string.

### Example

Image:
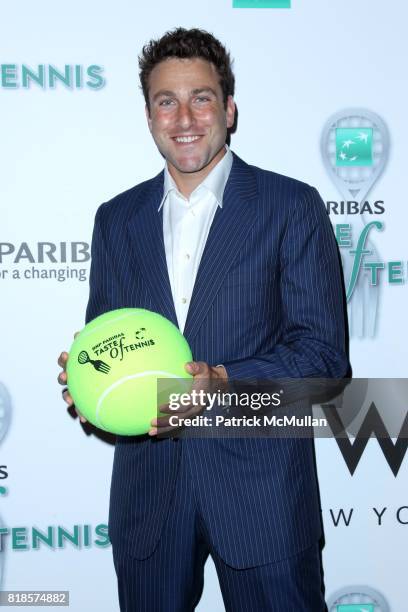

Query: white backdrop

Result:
[1,1,407,610]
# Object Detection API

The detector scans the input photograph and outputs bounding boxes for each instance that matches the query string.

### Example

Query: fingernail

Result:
[148,428,157,436]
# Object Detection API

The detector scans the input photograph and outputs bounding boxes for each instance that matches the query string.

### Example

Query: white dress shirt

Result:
[159,146,233,333]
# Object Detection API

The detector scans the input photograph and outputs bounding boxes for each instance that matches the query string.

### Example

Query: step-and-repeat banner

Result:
[2,1,407,610]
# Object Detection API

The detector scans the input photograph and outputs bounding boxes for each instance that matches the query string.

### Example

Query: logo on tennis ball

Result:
[77,326,158,376]
[78,351,110,374]
[135,328,146,340]
[67,309,193,436]
[90,327,156,365]
[78,328,155,373]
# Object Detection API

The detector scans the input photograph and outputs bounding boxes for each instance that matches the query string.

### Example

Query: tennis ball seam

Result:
[95,370,181,428]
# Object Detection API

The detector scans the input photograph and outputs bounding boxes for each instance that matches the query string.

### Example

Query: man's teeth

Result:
[174,136,201,143]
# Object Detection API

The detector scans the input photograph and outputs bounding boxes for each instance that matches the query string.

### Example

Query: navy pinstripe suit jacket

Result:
[85,152,348,569]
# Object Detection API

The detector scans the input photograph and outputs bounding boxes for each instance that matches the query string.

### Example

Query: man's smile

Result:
[172,135,203,144]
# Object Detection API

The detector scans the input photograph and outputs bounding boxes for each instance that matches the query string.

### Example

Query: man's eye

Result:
[195,97,210,103]
[159,99,174,106]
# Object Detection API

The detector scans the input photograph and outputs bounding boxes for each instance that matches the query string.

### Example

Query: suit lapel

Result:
[127,172,178,326]
[183,154,259,344]
[126,154,259,341]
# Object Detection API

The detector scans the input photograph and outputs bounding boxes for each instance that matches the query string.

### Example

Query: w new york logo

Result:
[321,379,408,476]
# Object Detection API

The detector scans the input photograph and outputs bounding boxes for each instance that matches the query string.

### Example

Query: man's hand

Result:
[57,346,88,423]
[149,361,228,436]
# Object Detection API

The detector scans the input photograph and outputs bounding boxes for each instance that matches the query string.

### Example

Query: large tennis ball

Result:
[66,308,193,435]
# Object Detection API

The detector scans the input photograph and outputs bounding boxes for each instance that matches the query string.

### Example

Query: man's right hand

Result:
[57,350,87,423]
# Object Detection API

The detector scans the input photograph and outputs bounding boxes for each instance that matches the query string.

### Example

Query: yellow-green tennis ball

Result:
[66,308,193,435]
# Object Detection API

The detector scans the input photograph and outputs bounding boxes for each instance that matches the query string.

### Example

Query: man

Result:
[58,28,348,611]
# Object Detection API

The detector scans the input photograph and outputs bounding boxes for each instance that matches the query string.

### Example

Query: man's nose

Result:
[176,103,195,130]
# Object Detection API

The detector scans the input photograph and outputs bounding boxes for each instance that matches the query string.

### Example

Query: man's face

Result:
[146,58,235,176]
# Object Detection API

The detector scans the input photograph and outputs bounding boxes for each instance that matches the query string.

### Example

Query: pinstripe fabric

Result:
[85,153,348,575]
[112,449,210,612]
[212,543,326,612]
[113,446,326,612]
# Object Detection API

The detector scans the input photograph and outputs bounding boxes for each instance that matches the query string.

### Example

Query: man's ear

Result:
[226,96,236,130]
[145,104,152,132]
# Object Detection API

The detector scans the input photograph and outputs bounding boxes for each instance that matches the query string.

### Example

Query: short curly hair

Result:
[139,27,235,112]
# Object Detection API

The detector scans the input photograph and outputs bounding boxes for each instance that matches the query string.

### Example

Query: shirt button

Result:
[181,298,187,304]
[185,253,190,260]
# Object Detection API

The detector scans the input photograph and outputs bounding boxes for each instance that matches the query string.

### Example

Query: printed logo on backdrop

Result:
[315,379,408,476]
[233,0,291,8]
[0,524,110,553]
[0,384,108,554]
[326,503,408,529]
[0,383,12,587]
[0,242,89,283]
[327,585,389,612]
[0,384,11,450]
[321,109,403,338]
[0,65,105,89]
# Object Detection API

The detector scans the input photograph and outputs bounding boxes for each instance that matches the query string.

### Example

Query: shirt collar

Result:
[158,145,233,211]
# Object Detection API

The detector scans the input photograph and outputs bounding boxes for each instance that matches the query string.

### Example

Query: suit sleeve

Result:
[222,186,349,380]
[85,204,114,324]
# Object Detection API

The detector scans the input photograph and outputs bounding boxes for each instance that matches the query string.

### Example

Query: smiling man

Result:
[59,27,348,611]
[145,56,235,193]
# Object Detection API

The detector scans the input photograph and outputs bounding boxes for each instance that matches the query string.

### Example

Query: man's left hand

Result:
[149,361,228,436]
